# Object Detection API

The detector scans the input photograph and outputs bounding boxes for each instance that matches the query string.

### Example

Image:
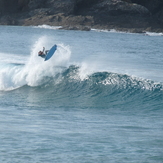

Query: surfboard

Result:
[44,44,57,61]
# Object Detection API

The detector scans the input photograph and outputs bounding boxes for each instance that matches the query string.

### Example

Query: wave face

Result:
[5,64,161,110]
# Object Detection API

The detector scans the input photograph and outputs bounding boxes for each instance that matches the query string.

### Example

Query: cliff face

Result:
[0,0,163,32]
[131,0,163,25]
[0,0,29,14]
[132,0,163,14]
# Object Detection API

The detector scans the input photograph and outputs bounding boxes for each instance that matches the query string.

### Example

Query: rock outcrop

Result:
[131,0,163,25]
[0,0,163,32]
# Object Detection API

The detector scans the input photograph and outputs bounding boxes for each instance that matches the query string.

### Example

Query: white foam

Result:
[91,28,130,34]
[23,38,71,86]
[0,36,71,91]
[34,24,62,30]
[91,28,109,33]
[145,32,163,36]
[91,28,163,37]
[0,52,27,65]
[77,62,97,81]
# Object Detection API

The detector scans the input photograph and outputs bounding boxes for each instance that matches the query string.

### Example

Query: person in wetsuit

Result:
[38,47,46,58]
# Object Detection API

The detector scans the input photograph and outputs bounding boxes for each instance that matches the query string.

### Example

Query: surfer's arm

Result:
[43,47,45,53]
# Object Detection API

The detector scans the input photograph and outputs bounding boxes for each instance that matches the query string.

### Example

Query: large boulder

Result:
[0,0,29,15]
[131,0,163,14]
[28,0,46,10]
[18,0,29,11]
[156,8,163,25]
[0,0,18,14]
[28,0,76,15]
[74,0,100,14]
[0,0,4,15]
[131,0,163,25]
[83,0,150,16]
[45,0,75,15]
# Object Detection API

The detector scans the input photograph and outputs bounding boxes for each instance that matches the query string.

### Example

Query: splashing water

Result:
[0,36,71,90]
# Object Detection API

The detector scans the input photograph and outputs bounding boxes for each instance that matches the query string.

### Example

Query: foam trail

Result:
[0,36,71,91]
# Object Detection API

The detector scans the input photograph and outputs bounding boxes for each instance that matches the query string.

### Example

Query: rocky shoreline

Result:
[0,0,163,33]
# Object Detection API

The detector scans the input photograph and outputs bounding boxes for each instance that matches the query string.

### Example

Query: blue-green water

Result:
[0,25,163,162]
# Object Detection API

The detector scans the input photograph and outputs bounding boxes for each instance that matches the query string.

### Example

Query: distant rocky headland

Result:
[0,0,163,33]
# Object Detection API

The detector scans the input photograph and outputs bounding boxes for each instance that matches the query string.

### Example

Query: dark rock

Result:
[28,8,50,17]
[0,0,163,33]
[0,0,18,15]
[18,0,29,11]
[28,0,45,10]
[74,0,150,18]
[131,0,163,14]
[0,15,17,25]
[44,0,75,15]
[74,0,100,14]
[61,15,94,26]
[61,25,91,31]
[157,10,163,25]
[0,0,29,15]
[131,0,163,25]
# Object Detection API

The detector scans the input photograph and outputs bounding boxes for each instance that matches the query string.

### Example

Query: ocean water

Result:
[0,25,163,163]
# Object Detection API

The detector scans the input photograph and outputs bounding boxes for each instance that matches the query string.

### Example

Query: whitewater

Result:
[0,25,163,163]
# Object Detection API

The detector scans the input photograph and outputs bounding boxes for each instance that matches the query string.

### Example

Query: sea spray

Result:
[0,36,71,90]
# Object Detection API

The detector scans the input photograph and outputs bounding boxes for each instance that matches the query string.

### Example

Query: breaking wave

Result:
[1,52,163,110]
[0,36,71,90]
[0,35,162,110]
[35,65,163,110]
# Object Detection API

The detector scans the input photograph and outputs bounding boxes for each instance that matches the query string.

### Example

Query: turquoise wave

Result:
[15,65,163,111]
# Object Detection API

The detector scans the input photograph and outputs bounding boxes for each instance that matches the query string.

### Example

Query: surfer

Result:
[38,44,57,61]
[38,47,49,58]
